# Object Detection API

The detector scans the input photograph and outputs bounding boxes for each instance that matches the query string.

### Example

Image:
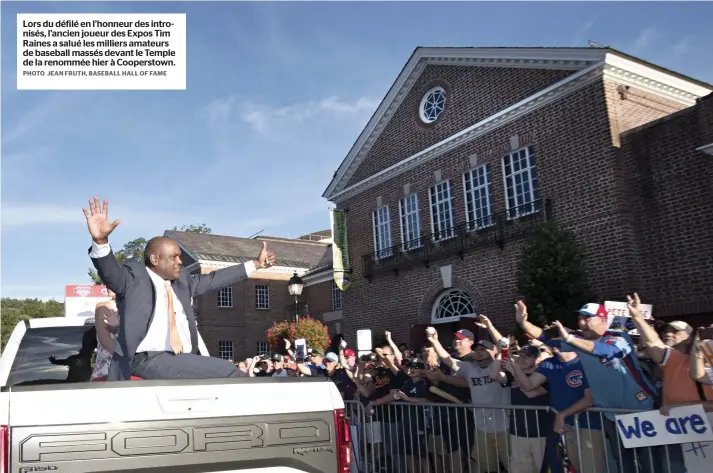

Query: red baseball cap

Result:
[577,303,608,320]
[344,349,356,357]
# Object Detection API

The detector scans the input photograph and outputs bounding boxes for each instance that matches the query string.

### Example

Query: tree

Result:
[87,224,211,284]
[1,298,63,353]
[516,221,595,330]
[88,237,147,284]
[173,223,212,234]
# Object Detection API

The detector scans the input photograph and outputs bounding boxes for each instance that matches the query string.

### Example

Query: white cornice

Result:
[323,48,712,203]
[303,269,333,287]
[328,60,606,203]
[603,53,708,106]
[198,260,308,276]
[604,53,711,103]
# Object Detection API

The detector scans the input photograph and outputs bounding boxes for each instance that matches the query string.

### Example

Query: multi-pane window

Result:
[218,287,232,308]
[255,285,269,309]
[332,281,343,310]
[256,341,269,356]
[372,206,393,259]
[399,194,421,250]
[463,164,495,230]
[218,340,234,360]
[502,147,540,218]
[429,180,455,241]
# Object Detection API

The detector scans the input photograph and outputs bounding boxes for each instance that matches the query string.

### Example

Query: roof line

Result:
[163,230,200,263]
[607,48,713,90]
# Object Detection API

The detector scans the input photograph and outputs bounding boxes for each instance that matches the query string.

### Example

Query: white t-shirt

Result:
[453,359,511,433]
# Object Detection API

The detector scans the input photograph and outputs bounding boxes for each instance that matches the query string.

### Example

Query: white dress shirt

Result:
[90,242,193,353]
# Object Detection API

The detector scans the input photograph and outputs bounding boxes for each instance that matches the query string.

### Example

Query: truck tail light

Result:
[0,425,8,473]
[333,409,351,472]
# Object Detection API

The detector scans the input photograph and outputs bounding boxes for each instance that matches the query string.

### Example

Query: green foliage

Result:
[1,298,63,353]
[516,221,595,330]
[88,223,211,284]
[174,223,212,234]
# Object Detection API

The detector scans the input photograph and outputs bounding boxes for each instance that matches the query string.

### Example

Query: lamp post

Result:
[287,272,304,323]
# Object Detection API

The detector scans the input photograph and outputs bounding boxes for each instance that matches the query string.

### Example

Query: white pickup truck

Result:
[0,317,350,473]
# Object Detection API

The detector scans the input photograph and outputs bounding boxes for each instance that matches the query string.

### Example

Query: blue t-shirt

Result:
[540,331,658,420]
[400,377,431,429]
[536,357,601,430]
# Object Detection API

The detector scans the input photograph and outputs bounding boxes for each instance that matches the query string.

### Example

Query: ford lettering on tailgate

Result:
[14,417,332,463]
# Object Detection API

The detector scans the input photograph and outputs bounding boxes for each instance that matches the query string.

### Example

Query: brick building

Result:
[164,230,336,360]
[321,47,713,347]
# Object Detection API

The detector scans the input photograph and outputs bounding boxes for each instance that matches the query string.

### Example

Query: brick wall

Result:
[603,79,687,146]
[303,279,336,318]
[197,277,302,360]
[618,93,713,319]
[335,72,705,345]
[347,65,573,186]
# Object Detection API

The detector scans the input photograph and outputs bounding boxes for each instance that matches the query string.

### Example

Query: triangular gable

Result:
[322,47,712,202]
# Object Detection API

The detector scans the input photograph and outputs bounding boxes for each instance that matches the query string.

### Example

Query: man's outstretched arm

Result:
[188,241,276,297]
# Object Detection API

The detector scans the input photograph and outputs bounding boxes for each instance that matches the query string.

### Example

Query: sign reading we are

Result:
[616,405,713,449]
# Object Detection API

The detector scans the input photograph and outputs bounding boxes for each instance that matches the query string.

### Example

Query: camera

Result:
[698,327,713,340]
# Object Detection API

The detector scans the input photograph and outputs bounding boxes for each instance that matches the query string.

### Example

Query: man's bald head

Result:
[144,237,182,280]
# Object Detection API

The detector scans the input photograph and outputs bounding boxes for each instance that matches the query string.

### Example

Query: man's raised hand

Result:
[254,241,276,269]
[514,300,528,325]
[82,197,120,244]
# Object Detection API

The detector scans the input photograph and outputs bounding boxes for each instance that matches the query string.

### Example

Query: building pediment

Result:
[322,47,712,203]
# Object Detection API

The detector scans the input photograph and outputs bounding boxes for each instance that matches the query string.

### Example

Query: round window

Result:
[419,86,446,124]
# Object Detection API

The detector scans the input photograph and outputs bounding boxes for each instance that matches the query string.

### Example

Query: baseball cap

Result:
[311,348,324,357]
[454,329,475,340]
[519,345,540,358]
[344,348,356,357]
[577,303,608,320]
[666,321,694,336]
[324,352,339,363]
[271,354,283,362]
[475,340,495,350]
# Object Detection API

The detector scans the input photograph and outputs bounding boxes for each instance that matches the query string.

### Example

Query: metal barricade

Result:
[344,401,685,473]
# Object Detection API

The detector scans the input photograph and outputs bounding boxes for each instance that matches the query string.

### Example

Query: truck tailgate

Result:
[7,378,344,473]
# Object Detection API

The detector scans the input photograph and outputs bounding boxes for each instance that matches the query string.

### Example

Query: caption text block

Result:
[17,13,186,90]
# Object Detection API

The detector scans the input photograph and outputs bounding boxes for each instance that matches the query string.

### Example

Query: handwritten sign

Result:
[616,405,713,449]
[604,300,653,335]
[683,413,713,473]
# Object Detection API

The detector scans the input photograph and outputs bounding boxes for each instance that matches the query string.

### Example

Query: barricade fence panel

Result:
[344,401,688,473]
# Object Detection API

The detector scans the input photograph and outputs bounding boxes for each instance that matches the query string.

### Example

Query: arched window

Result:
[431,289,475,323]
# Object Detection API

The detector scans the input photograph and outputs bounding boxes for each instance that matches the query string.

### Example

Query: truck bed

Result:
[5,378,343,473]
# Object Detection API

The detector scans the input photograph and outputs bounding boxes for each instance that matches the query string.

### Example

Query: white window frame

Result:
[372,206,393,259]
[218,340,234,360]
[332,281,343,310]
[256,341,269,356]
[399,193,422,251]
[501,147,540,219]
[218,287,233,308]
[431,289,476,324]
[255,285,270,310]
[429,180,456,241]
[463,164,495,231]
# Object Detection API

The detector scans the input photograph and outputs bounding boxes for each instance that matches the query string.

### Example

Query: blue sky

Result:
[2,1,713,302]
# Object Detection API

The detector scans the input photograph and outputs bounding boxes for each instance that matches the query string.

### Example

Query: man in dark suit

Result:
[83,197,276,381]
